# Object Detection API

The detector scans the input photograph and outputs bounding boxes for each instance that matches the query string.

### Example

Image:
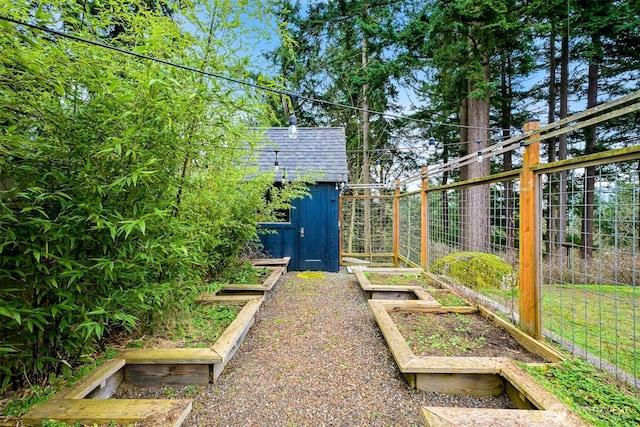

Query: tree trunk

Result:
[581,34,600,259]
[347,194,357,253]
[459,97,469,181]
[500,52,515,250]
[463,62,491,252]
[558,31,569,250]
[361,29,372,258]
[441,143,450,242]
[547,24,558,255]
[458,95,469,249]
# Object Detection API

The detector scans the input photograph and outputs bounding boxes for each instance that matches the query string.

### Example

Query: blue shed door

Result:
[259,184,339,272]
[298,186,328,270]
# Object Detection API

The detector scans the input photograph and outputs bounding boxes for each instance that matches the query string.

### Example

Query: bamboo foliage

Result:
[0,0,304,391]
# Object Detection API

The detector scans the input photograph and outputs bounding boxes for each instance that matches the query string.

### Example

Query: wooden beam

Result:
[363,267,424,274]
[23,399,192,427]
[121,348,222,364]
[353,269,372,289]
[379,303,477,315]
[375,299,441,311]
[421,166,429,270]
[519,120,541,338]
[478,305,563,362]
[250,257,290,269]
[210,295,262,381]
[421,406,588,427]
[499,359,567,412]
[124,364,210,387]
[393,180,400,266]
[57,358,125,399]
[371,290,419,300]
[368,301,414,368]
[339,194,344,265]
[416,373,505,397]
[196,294,260,306]
[403,357,505,374]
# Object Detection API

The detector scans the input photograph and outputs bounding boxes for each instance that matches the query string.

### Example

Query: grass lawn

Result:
[481,283,639,381]
[523,357,640,426]
[541,284,639,379]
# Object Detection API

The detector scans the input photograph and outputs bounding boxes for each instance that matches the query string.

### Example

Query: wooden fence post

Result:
[421,166,429,270]
[519,120,541,339]
[394,179,400,267]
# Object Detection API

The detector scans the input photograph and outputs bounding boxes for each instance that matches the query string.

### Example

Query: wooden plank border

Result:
[369,299,586,426]
[354,269,441,303]
[250,256,291,271]
[23,295,266,426]
[23,399,192,427]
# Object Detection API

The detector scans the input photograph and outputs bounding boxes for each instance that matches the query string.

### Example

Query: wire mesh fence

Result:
[426,181,521,319]
[541,162,639,387]
[398,192,421,266]
[340,194,394,264]
[340,93,640,391]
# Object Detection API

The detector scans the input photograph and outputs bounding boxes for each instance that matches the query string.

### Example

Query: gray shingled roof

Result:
[254,127,348,183]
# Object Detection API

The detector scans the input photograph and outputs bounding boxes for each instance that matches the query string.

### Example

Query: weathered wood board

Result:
[363,267,424,275]
[121,348,222,364]
[21,286,267,426]
[57,358,125,399]
[355,269,444,305]
[23,399,192,427]
[210,296,262,381]
[478,305,563,362]
[416,373,505,397]
[219,266,284,293]
[421,406,589,427]
[369,299,585,425]
[371,290,419,300]
[124,364,210,386]
[196,294,259,305]
[250,256,291,270]
[120,295,262,384]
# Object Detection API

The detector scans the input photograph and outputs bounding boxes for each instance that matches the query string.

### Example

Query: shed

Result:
[255,127,348,272]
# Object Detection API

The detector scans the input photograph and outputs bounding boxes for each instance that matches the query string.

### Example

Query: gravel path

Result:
[118,270,514,426]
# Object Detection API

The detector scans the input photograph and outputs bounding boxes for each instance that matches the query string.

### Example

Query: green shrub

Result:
[0,0,302,393]
[430,252,514,290]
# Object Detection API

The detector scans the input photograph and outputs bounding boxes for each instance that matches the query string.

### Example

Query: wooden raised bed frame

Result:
[22,295,264,426]
[216,265,285,295]
[354,268,441,302]
[369,299,587,426]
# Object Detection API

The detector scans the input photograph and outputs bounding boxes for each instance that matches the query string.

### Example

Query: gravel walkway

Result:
[118,270,514,426]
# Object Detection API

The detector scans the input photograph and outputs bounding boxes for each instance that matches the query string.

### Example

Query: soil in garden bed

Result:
[122,304,240,349]
[221,263,272,284]
[111,272,522,425]
[390,311,546,363]
[428,290,471,306]
[366,272,435,287]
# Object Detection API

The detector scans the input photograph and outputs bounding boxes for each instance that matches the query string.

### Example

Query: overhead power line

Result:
[0,15,497,132]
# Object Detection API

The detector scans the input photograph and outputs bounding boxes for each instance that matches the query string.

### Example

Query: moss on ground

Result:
[430,251,514,290]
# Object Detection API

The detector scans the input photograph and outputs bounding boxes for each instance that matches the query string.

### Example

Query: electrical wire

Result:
[0,14,498,132]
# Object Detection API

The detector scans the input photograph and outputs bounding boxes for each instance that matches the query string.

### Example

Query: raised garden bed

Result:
[215,265,286,296]
[354,268,441,302]
[355,267,472,306]
[250,256,291,270]
[390,309,544,362]
[21,295,264,426]
[369,299,587,426]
